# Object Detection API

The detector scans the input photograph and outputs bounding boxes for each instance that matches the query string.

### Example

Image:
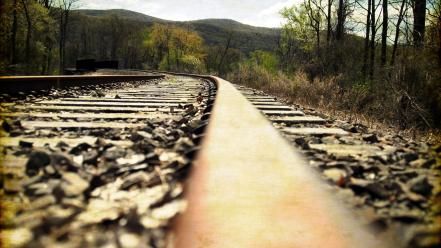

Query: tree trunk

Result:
[380,0,388,66]
[327,0,332,44]
[413,0,426,48]
[21,0,32,71]
[390,0,406,65]
[59,9,70,74]
[438,14,441,67]
[363,0,372,77]
[11,0,18,64]
[336,0,344,40]
[369,0,376,78]
[218,33,232,75]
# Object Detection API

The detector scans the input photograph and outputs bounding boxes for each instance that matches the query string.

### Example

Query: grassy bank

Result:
[227,63,441,143]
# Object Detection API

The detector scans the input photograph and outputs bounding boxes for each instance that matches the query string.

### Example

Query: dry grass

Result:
[227,63,441,144]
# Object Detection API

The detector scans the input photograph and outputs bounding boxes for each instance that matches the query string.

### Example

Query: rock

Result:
[116,154,145,166]
[362,134,379,143]
[26,150,51,176]
[60,172,89,197]
[120,171,156,190]
[1,228,33,247]
[50,152,79,172]
[83,150,99,165]
[103,147,126,161]
[70,143,92,155]
[28,195,56,210]
[323,168,347,185]
[403,153,419,163]
[365,183,389,199]
[25,182,52,196]
[3,177,22,193]
[409,176,433,196]
[19,140,33,148]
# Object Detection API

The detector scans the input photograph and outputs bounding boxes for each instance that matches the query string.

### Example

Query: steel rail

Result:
[169,74,388,248]
[0,74,164,93]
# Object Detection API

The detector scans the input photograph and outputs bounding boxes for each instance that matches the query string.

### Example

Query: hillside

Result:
[73,9,280,53]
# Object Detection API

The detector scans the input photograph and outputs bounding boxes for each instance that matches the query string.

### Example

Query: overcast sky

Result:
[78,0,303,27]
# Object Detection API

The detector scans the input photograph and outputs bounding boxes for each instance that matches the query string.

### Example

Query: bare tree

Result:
[363,0,372,76]
[390,0,407,65]
[412,0,427,47]
[21,0,32,71]
[56,0,79,74]
[327,0,334,44]
[369,0,379,78]
[380,0,388,66]
[305,0,323,56]
[11,0,18,64]
[336,0,345,40]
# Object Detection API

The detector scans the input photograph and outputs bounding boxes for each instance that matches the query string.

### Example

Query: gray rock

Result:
[26,150,51,176]
[362,134,379,143]
[409,176,433,196]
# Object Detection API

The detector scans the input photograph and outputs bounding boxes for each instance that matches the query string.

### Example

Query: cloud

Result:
[78,0,302,27]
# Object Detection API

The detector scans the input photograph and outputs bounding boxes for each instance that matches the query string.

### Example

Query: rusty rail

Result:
[172,75,388,247]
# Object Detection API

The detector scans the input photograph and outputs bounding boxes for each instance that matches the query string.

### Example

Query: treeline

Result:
[0,0,81,74]
[228,0,441,130]
[0,1,247,74]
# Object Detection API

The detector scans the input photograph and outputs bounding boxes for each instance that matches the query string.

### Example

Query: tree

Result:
[369,0,378,78]
[21,0,32,70]
[390,0,407,65]
[144,24,205,72]
[11,0,18,64]
[336,0,346,40]
[326,0,334,44]
[363,0,372,76]
[380,0,388,66]
[305,0,324,56]
[55,0,79,74]
[412,0,427,47]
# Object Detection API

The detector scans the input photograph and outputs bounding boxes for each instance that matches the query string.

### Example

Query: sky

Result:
[78,0,303,28]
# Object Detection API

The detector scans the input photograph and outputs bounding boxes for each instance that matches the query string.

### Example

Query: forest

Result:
[0,0,440,133]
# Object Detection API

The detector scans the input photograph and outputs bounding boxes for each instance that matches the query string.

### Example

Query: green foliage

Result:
[249,50,279,73]
[280,4,314,52]
[76,9,280,54]
[145,24,205,72]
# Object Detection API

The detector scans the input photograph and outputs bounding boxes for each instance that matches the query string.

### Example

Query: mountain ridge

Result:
[73,9,280,53]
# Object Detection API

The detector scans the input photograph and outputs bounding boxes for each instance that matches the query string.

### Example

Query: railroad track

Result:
[0,73,439,248]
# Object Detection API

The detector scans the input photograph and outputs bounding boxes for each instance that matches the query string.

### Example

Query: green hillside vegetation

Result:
[74,9,279,53]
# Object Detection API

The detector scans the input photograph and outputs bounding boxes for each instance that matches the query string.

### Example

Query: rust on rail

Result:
[173,76,387,247]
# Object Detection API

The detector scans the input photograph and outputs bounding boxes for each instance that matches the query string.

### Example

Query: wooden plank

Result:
[21,121,145,129]
[0,112,175,119]
[269,116,326,124]
[12,105,181,113]
[78,96,191,101]
[61,97,190,103]
[245,96,275,99]
[251,102,283,106]
[308,144,392,158]
[0,136,132,148]
[255,105,293,110]
[261,110,305,116]
[36,100,180,107]
[281,127,348,136]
